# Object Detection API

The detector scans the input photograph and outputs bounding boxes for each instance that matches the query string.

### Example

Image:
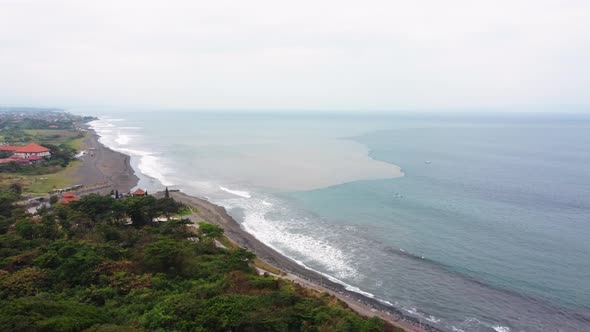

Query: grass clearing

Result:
[24,160,82,195]
[218,236,240,249]
[0,161,82,195]
[64,131,87,151]
[177,206,194,216]
[24,129,86,151]
[0,129,87,195]
[254,258,283,276]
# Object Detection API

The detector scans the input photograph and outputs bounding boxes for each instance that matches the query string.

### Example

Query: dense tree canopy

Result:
[0,193,387,332]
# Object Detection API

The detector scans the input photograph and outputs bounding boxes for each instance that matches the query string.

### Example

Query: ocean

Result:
[85,110,590,332]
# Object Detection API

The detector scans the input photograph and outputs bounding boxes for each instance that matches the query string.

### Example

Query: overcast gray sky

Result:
[1,0,589,111]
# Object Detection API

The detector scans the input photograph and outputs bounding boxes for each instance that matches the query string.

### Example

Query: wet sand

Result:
[73,128,138,193]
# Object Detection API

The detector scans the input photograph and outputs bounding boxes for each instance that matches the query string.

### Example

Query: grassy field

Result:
[1,130,88,195]
[24,160,82,195]
[0,160,82,196]
[23,129,87,150]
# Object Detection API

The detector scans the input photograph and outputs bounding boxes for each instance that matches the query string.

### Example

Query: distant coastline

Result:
[83,122,438,332]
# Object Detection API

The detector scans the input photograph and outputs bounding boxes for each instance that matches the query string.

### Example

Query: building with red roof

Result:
[26,155,44,162]
[0,145,18,152]
[0,143,50,166]
[132,188,146,196]
[0,155,33,165]
[60,192,78,204]
[0,159,10,164]
[13,143,51,158]
[0,143,51,158]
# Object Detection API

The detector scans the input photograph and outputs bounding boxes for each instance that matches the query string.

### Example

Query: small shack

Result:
[60,192,78,204]
[132,188,147,196]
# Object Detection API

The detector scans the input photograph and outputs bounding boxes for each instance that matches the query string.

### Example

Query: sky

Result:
[0,0,589,111]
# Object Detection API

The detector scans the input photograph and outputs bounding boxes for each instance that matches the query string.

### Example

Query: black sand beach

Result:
[73,129,138,193]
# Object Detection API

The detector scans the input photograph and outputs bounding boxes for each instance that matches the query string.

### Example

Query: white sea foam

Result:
[115,134,132,145]
[92,116,374,304]
[342,283,376,298]
[211,194,413,304]
[403,307,442,325]
[219,186,252,198]
[137,155,174,186]
[492,326,510,332]
[378,299,394,306]
[219,196,358,280]
[89,118,173,187]
[188,180,217,192]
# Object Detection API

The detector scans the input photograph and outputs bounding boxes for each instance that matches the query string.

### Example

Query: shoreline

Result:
[83,125,438,332]
[166,191,438,332]
[73,127,139,193]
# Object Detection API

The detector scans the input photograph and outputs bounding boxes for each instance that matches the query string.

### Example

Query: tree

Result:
[227,248,256,271]
[158,219,191,238]
[0,267,47,297]
[15,219,34,240]
[8,183,22,196]
[122,195,157,226]
[70,194,116,222]
[142,239,191,275]
[198,222,224,239]
[34,240,104,286]
[164,187,170,198]
[0,191,18,218]
[49,195,59,205]
[111,200,126,224]
[35,215,61,240]
[155,197,182,220]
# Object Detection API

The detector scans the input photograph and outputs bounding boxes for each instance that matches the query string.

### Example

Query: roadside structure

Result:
[60,192,78,204]
[132,188,147,196]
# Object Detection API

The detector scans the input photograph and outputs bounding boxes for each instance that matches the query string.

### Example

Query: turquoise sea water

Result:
[86,111,590,331]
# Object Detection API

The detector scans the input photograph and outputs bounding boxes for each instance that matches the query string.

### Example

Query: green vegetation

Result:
[0,119,87,194]
[0,161,81,196]
[0,143,77,174]
[0,192,386,332]
[176,206,194,216]
[24,129,87,151]
[2,118,74,131]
